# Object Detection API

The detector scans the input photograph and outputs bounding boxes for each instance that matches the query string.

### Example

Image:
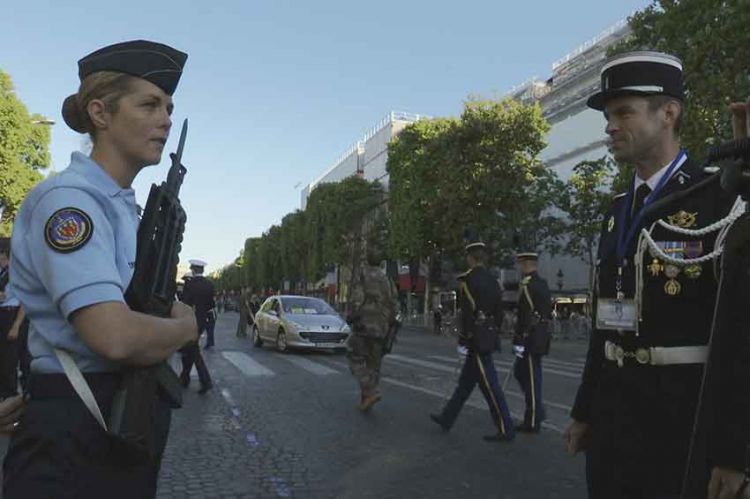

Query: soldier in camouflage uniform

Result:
[347,240,398,412]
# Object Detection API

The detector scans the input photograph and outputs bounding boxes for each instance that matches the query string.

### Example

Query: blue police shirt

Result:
[10,152,139,373]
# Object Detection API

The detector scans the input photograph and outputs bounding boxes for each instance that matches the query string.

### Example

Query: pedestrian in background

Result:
[180,259,214,395]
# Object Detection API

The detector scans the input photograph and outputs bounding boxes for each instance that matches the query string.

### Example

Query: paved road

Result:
[157,313,589,498]
[0,312,590,498]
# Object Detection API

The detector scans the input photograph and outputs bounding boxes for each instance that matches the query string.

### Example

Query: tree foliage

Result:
[614,0,750,157]
[214,176,384,292]
[560,157,617,289]
[387,98,564,265]
[0,70,51,235]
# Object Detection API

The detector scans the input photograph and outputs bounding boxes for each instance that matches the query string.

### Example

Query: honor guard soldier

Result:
[2,41,198,499]
[430,239,515,442]
[564,51,746,497]
[513,251,551,433]
[179,259,214,394]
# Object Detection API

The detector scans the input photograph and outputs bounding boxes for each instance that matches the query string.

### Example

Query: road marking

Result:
[387,354,457,373]
[381,377,563,434]
[222,351,275,377]
[387,354,573,412]
[543,358,586,369]
[494,359,581,379]
[427,354,581,378]
[276,355,339,375]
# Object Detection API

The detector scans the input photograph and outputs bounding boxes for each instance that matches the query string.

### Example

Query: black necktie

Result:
[631,183,652,218]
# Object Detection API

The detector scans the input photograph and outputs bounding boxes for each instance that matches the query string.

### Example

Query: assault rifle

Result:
[382,312,402,356]
[109,119,190,459]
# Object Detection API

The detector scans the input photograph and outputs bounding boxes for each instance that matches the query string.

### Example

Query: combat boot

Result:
[359,392,382,412]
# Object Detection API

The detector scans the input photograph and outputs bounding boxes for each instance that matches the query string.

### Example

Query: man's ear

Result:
[663,100,682,130]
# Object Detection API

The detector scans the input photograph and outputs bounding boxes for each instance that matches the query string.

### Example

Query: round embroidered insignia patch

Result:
[44,208,94,253]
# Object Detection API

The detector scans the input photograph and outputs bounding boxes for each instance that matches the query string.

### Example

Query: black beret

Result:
[63,40,187,132]
[587,51,683,111]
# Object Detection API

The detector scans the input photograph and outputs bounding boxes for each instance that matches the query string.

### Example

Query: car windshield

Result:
[281,297,336,315]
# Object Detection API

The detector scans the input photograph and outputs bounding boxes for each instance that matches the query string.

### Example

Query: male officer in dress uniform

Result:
[430,240,515,442]
[564,51,748,497]
[347,238,398,412]
[513,251,551,433]
[179,259,214,394]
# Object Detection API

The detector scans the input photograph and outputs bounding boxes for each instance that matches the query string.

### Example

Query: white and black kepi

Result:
[587,51,684,111]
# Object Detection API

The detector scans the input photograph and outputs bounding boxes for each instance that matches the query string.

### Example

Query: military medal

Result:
[608,216,615,232]
[648,258,662,277]
[664,264,681,296]
[684,264,702,279]
[667,210,698,228]
[665,279,682,295]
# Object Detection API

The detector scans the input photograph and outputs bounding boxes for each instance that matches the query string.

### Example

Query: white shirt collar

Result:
[633,152,688,193]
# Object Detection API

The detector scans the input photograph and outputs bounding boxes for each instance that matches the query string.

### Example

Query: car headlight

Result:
[340,323,351,333]
[287,321,305,332]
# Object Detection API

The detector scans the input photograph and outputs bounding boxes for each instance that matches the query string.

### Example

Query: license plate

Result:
[316,343,342,348]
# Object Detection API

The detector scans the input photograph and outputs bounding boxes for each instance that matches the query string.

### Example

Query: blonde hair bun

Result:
[61,94,89,133]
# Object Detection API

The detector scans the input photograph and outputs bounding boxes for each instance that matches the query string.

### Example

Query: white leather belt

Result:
[604,340,708,367]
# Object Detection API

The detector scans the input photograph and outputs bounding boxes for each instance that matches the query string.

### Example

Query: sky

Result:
[1,0,651,274]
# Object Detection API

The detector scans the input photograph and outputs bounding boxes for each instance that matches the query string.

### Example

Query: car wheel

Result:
[252,325,263,348]
[276,330,288,353]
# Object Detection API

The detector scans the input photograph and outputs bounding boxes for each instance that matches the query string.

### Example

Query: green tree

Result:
[614,0,750,157]
[388,98,562,265]
[561,157,617,289]
[0,70,52,235]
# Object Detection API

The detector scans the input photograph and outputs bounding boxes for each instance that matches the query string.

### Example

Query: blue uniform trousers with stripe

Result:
[514,353,545,428]
[440,351,514,436]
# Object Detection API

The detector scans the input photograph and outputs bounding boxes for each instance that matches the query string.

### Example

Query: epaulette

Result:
[456,269,471,279]
[613,192,627,200]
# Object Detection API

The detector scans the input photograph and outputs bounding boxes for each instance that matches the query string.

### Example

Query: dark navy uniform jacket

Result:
[515,272,552,335]
[458,265,503,349]
[572,157,746,488]
[182,275,215,331]
[515,272,552,354]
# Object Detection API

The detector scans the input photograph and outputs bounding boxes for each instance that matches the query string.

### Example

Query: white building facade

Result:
[301,111,428,210]
[508,20,631,292]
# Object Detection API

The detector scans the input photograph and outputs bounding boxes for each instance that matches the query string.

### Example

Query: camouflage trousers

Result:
[347,335,384,397]
[236,309,248,337]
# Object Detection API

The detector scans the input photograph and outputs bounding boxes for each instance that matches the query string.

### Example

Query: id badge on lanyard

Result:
[597,264,637,330]
[596,151,687,332]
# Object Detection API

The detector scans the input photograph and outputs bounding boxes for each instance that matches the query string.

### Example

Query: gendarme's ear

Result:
[86,99,109,130]
[663,99,682,128]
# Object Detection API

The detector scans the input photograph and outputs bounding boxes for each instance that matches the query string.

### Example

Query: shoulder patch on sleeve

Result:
[44,207,94,253]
